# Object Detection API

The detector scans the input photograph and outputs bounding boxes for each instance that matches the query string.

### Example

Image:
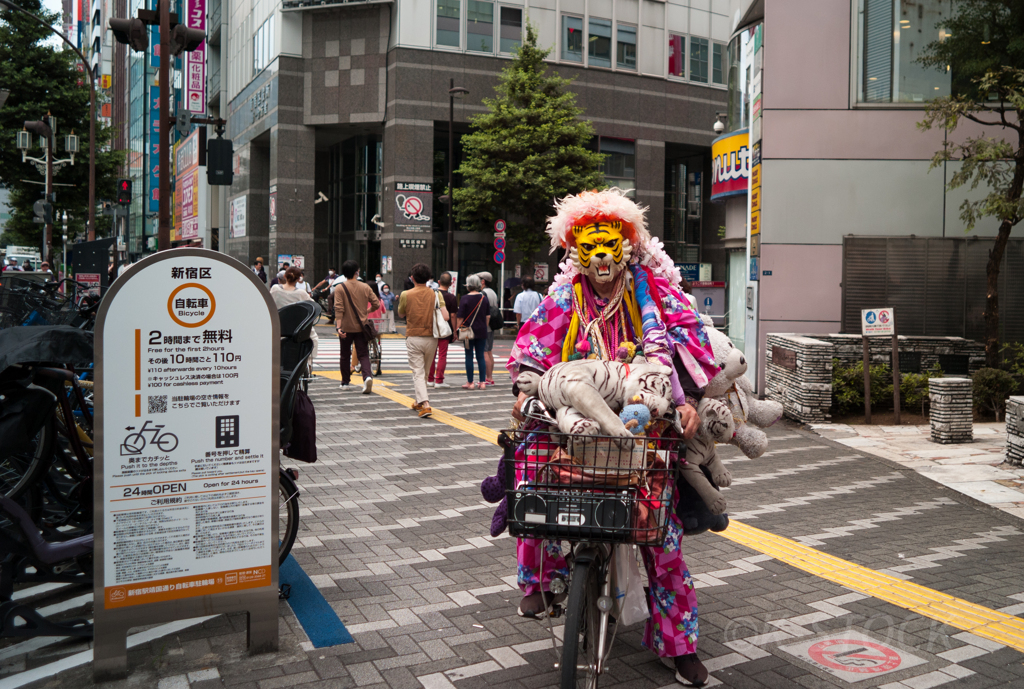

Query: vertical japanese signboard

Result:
[93,250,278,680]
[149,85,161,213]
[175,130,201,241]
[184,0,206,115]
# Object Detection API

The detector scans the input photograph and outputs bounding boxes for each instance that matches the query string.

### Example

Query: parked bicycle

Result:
[501,400,683,689]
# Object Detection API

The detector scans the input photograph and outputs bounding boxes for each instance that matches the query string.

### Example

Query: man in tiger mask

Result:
[506,188,720,686]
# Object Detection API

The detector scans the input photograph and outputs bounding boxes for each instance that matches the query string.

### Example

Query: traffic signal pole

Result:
[158,0,170,252]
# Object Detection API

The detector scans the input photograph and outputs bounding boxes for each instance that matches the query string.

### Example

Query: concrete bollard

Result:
[929,377,973,444]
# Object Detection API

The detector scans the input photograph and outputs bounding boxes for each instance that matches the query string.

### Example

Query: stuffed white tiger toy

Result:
[517,358,675,439]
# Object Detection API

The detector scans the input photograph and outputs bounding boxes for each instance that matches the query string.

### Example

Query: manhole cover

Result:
[779,631,926,683]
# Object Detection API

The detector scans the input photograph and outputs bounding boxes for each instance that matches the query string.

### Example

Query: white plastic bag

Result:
[612,544,649,627]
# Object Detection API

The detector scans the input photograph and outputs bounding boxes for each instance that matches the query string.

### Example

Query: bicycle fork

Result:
[595,571,612,675]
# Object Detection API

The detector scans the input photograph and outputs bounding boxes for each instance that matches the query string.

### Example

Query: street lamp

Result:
[19,118,80,261]
[446,80,469,272]
[0,0,96,245]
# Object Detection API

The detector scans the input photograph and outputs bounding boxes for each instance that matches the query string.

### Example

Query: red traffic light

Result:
[117,178,132,205]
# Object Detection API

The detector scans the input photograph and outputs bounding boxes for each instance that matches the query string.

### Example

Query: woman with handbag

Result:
[455,274,489,390]
[398,263,444,418]
[428,272,458,388]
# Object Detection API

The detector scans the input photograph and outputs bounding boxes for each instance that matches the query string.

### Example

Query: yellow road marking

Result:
[719,520,1024,652]
[316,372,1024,653]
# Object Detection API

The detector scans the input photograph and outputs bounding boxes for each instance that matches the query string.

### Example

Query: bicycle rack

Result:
[0,495,94,639]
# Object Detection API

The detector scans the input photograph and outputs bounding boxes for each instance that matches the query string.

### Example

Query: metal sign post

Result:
[494,219,506,327]
[93,249,279,680]
[861,308,897,425]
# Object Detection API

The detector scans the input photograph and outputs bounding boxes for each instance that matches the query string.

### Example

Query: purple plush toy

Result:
[481,457,508,537]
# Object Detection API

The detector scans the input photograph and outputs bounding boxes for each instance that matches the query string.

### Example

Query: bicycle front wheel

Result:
[1,414,54,501]
[278,468,300,565]
[561,557,601,689]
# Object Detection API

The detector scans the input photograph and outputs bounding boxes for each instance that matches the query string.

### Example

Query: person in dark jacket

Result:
[455,274,489,390]
[253,258,267,284]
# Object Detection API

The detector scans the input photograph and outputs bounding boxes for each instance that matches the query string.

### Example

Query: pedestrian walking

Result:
[456,275,489,390]
[428,272,458,389]
[397,262,441,418]
[476,272,498,386]
[334,260,379,394]
[513,276,542,327]
[252,258,267,283]
[379,284,397,333]
[270,266,319,359]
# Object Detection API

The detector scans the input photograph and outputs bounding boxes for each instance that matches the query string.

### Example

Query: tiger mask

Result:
[568,220,634,285]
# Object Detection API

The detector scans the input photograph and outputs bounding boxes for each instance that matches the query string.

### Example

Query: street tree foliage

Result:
[0,0,122,249]
[453,23,605,262]
[917,0,1024,366]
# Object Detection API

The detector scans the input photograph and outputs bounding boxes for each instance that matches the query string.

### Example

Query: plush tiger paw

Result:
[711,468,733,488]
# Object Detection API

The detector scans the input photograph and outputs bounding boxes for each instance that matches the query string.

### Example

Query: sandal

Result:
[476,383,487,390]
[462,382,476,389]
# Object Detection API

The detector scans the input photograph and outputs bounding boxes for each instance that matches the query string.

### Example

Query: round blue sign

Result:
[494,237,506,250]
[494,251,505,264]
[865,311,877,324]
[704,297,713,307]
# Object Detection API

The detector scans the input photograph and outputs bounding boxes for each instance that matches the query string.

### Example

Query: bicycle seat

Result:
[278,301,321,342]
[0,495,93,565]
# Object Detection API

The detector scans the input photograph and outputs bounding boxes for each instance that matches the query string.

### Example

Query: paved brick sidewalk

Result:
[4,372,1024,689]
[811,422,1024,521]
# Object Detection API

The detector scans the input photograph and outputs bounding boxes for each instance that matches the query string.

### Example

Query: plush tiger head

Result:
[621,362,673,418]
[568,220,633,285]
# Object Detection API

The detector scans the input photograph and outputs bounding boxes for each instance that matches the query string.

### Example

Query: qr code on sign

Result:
[148,396,167,414]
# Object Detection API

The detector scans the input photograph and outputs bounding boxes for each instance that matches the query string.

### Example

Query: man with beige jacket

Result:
[398,262,445,418]
[334,260,380,394]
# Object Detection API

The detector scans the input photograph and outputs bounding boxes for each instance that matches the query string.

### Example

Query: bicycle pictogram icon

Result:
[120,420,179,455]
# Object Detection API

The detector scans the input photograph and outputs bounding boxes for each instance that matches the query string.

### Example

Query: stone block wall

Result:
[1008,396,1024,466]
[929,378,973,444]
[812,334,985,373]
[765,334,833,424]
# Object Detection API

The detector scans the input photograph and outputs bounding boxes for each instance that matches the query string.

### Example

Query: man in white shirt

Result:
[476,272,499,386]
[513,277,542,327]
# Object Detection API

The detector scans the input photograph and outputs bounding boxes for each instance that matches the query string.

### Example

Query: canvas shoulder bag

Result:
[433,290,453,339]
[342,283,378,342]
[457,294,484,343]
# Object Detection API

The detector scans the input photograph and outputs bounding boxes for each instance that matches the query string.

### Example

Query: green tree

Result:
[453,23,605,263]
[0,0,122,256]
[917,0,1024,366]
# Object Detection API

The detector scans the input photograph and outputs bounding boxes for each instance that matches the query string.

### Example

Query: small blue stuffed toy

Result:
[619,404,651,434]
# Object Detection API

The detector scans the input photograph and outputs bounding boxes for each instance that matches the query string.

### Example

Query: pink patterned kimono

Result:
[508,273,715,658]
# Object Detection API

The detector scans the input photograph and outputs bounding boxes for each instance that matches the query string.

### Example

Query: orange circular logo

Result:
[167,283,216,328]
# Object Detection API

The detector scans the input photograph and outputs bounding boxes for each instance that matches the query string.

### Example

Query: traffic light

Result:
[207,138,233,186]
[117,178,132,205]
[169,23,205,55]
[108,17,149,52]
[33,199,53,225]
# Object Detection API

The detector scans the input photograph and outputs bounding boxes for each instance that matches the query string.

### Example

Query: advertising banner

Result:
[184,0,206,115]
[395,182,432,233]
[149,86,160,213]
[230,197,247,238]
[710,129,750,201]
[175,131,201,240]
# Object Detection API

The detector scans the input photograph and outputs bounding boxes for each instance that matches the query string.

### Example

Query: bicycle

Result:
[500,409,682,689]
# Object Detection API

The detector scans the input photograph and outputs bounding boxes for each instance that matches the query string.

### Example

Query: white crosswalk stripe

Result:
[313,338,413,370]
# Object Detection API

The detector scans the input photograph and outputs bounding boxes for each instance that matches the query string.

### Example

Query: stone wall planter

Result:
[1008,396,1024,466]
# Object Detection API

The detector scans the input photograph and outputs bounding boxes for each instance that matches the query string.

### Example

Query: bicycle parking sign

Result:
[93,249,279,679]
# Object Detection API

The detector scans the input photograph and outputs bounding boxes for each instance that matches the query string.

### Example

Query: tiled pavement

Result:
[4,362,1024,689]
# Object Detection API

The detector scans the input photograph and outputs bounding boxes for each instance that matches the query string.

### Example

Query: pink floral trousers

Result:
[516,511,698,658]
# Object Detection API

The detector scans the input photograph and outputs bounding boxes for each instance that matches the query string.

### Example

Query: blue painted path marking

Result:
[280,554,354,648]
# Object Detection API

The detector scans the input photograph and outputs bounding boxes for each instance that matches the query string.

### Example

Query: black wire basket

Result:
[0,281,78,329]
[500,428,682,547]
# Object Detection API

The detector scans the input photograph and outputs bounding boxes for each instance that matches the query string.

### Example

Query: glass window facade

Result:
[712,42,725,84]
[588,18,612,68]
[437,0,461,47]
[467,0,493,53]
[725,28,751,133]
[857,0,951,103]
[664,154,703,256]
[499,7,522,53]
[327,135,382,276]
[253,14,273,76]
[617,25,636,69]
[600,138,635,193]
[689,36,709,83]
[562,15,583,62]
